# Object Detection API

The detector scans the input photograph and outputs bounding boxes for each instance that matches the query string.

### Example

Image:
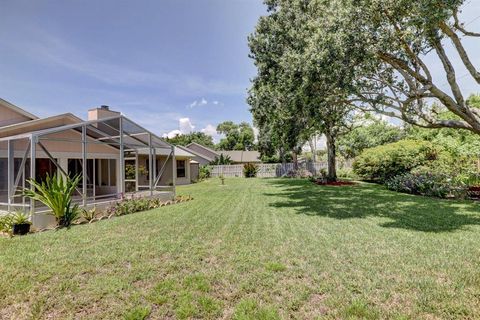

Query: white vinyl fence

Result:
[210,162,329,178]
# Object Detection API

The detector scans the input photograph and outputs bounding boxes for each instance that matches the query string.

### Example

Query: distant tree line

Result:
[165,121,257,151]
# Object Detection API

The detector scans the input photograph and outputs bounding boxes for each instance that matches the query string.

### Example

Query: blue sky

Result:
[0,0,266,140]
[1,0,479,142]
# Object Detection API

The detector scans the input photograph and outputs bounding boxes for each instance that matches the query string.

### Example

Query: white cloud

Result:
[163,117,195,139]
[163,129,182,139]
[201,124,217,136]
[212,100,219,105]
[179,117,195,133]
[201,124,222,143]
[188,98,209,108]
[189,101,198,108]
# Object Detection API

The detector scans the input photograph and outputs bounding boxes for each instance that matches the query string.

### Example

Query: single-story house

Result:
[0,98,196,228]
[186,142,261,165]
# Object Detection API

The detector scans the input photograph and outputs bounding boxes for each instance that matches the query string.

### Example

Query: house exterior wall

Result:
[39,130,119,155]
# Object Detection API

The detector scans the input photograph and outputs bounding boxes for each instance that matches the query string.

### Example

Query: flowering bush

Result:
[385,172,467,199]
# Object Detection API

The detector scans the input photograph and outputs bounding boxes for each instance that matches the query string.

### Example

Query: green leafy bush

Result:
[11,211,31,225]
[337,167,357,180]
[199,165,212,180]
[0,215,13,233]
[125,164,148,180]
[110,197,153,216]
[106,195,192,217]
[24,173,82,227]
[243,163,258,178]
[82,208,97,222]
[0,212,31,234]
[338,120,404,159]
[353,140,439,182]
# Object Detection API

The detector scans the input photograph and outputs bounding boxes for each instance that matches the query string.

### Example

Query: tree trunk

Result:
[292,151,298,170]
[280,147,287,165]
[308,138,316,163]
[325,132,337,182]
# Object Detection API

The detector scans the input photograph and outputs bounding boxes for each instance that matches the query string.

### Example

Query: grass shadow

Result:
[264,179,480,233]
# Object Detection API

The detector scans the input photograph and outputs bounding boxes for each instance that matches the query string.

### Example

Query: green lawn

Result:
[1,178,480,319]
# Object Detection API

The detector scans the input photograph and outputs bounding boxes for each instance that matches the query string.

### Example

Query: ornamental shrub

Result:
[385,171,467,199]
[353,140,440,182]
[243,163,258,178]
[199,165,212,180]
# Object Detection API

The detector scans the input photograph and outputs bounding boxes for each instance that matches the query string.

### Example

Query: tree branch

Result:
[439,21,480,84]
[431,36,466,107]
[452,9,480,37]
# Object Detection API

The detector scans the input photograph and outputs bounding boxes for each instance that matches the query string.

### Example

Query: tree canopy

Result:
[320,0,480,133]
[165,132,215,149]
[338,119,404,159]
[216,121,256,151]
[248,0,356,179]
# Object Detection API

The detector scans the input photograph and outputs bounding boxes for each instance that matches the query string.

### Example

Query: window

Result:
[176,160,186,178]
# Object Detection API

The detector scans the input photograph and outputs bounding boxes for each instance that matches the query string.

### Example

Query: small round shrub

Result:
[243,163,259,178]
[353,140,440,182]
[199,165,212,180]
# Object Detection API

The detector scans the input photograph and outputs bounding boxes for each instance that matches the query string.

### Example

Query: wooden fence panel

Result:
[210,162,329,178]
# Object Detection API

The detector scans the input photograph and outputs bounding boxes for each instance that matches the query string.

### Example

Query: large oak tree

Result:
[248,0,356,181]
[324,0,480,132]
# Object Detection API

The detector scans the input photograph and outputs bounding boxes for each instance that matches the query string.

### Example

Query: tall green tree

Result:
[217,121,256,151]
[248,0,355,180]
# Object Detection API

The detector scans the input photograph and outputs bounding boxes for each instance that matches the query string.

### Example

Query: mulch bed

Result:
[467,186,480,200]
[313,180,357,186]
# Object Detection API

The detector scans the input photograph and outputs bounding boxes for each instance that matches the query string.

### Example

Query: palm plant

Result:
[24,172,82,227]
[210,154,232,165]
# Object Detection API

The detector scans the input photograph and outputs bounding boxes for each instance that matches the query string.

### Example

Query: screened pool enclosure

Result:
[0,115,176,222]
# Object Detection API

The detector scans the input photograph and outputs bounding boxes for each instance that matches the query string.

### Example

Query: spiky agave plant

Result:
[24,172,82,227]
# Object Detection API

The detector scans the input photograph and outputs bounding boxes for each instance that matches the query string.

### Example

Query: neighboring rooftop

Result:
[219,150,261,163]
[0,98,38,120]
[178,145,216,162]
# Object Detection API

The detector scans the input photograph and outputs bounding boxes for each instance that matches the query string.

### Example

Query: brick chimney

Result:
[88,105,121,121]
